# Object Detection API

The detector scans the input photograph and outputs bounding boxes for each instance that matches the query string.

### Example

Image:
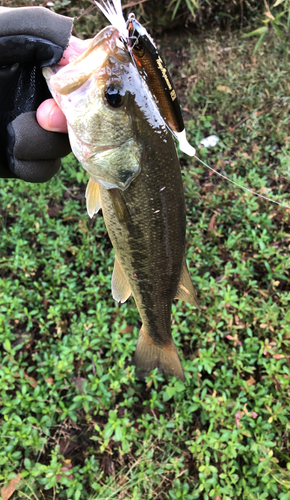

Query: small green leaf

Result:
[271,20,286,40]
[24,458,31,470]
[253,31,268,54]
[274,11,286,21]
[3,338,11,352]
[114,425,123,442]
[164,386,176,402]
[243,26,268,37]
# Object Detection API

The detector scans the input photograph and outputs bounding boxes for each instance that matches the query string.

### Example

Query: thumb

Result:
[36,99,68,133]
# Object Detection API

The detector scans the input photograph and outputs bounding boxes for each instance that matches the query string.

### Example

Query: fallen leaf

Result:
[118,475,128,487]
[56,463,73,482]
[120,325,134,334]
[235,411,244,428]
[260,186,271,194]
[217,84,233,94]
[273,354,285,359]
[78,219,88,233]
[1,474,21,500]
[208,214,217,232]
[264,10,275,20]
[24,373,38,388]
[72,376,87,394]
[146,379,153,389]
[102,456,115,478]
[59,432,78,456]
[246,376,256,386]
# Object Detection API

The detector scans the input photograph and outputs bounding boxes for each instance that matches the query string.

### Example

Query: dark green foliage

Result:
[138,0,265,33]
[4,0,266,36]
[243,0,290,54]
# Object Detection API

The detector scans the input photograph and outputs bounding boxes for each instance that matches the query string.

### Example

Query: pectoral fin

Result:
[108,188,132,227]
[112,254,131,303]
[175,257,200,309]
[85,178,102,218]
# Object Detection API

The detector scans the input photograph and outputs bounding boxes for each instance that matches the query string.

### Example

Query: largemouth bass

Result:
[43,15,199,381]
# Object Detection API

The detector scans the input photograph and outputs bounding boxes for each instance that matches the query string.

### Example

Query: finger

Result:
[36,99,68,133]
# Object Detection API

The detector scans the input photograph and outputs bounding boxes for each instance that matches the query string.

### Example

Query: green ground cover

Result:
[0,22,290,500]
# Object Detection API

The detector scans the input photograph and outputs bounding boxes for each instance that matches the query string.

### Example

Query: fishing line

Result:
[169,114,290,211]
[193,154,290,210]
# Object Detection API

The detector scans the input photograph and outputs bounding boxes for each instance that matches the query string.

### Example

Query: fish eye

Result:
[105,84,124,108]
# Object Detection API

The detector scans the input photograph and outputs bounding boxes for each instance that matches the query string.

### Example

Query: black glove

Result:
[0,6,73,182]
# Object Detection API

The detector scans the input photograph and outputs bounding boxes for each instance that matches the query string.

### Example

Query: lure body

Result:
[127,14,184,134]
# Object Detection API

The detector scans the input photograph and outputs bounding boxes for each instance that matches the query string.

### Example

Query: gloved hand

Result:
[0,6,73,182]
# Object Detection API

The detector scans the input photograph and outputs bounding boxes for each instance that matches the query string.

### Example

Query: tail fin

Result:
[134,327,185,381]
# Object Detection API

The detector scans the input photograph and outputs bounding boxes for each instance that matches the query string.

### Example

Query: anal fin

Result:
[85,177,102,218]
[112,254,131,303]
[175,257,200,309]
[134,327,185,381]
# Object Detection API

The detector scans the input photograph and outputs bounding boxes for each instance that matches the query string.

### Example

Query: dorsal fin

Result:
[175,257,200,309]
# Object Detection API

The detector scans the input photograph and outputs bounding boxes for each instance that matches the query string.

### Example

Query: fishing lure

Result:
[126,16,183,133]
[125,14,195,157]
